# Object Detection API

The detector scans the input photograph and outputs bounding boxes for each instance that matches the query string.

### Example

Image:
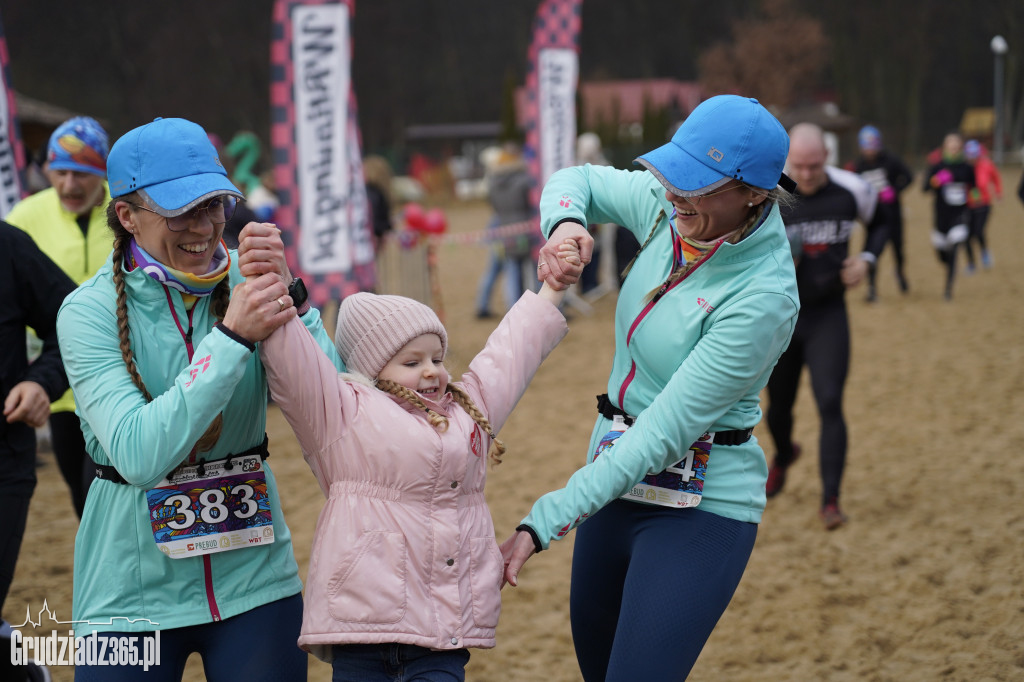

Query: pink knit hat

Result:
[335,293,448,379]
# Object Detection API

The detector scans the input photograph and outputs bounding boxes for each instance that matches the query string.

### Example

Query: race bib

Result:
[146,454,275,559]
[942,182,967,206]
[593,416,714,509]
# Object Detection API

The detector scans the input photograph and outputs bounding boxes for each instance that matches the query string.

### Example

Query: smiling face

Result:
[115,198,226,276]
[663,181,766,242]
[377,333,449,399]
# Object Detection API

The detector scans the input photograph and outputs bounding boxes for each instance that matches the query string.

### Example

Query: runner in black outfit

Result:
[0,222,76,682]
[923,132,975,301]
[765,123,883,530]
[849,125,913,301]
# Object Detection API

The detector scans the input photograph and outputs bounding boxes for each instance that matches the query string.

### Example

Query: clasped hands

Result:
[221,222,296,344]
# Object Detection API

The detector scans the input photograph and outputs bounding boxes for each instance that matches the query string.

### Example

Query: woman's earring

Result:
[747,201,754,207]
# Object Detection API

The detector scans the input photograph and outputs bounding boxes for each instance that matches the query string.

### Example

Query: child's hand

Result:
[537,238,584,308]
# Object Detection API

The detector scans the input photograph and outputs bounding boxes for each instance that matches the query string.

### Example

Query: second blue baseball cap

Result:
[107,117,243,216]
[635,95,790,194]
[858,125,882,152]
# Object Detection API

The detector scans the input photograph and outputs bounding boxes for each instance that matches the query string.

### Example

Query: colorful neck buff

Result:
[127,238,231,296]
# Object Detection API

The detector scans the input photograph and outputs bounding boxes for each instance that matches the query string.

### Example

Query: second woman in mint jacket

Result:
[520,162,799,544]
[499,95,800,681]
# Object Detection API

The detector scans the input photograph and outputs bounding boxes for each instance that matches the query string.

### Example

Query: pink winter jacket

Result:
[261,291,568,660]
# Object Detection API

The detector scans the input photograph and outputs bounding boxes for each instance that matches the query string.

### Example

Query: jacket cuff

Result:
[516,524,544,554]
[215,323,256,353]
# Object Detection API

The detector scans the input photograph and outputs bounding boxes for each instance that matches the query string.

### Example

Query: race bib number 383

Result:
[146,454,275,559]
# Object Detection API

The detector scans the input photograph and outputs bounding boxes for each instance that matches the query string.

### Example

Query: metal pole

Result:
[991,35,1008,164]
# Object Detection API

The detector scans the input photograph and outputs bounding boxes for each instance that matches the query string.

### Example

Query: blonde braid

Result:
[111,235,154,402]
[447,384,506,466]
[376,379,449,431]
[375,379,505,464]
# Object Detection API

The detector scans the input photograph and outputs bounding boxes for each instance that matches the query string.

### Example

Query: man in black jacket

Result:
[0,222,76,682]
[765,123,882,531]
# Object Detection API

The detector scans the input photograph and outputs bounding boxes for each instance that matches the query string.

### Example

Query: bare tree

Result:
[697,0,828,109]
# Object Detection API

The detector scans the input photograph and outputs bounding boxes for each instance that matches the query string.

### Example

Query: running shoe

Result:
[896,271,909,293]
[819,497,847,530]
[982,250,993,269]
[765,442,800,497]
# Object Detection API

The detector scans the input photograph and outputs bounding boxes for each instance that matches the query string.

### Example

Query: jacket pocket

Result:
[468,536,502,629]
[327,530,407,624]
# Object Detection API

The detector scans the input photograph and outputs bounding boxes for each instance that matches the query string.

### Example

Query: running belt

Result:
[93,435,270,485]
[596,394,752,445]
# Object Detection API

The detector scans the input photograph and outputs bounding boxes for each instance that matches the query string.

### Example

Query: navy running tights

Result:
[570,501,757,681]
[74,593,306,682]
[766,298,850,502]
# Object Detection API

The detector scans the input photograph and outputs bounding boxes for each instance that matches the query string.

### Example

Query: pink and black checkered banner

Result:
[271,0,375,308]
[523,0,583,208]
[0,10,26,218]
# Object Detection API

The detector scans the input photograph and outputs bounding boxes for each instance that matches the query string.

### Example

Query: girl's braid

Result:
[447,384,506,465]
[376,378,506,466]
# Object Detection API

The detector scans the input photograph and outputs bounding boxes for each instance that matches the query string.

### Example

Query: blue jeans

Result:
[332,643,470,681]
[570,501,757,681]
[74,593,306,681]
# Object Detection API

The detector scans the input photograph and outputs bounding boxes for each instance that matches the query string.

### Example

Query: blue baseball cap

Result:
[858,125,882,152]
[47,116,108,177]
[635,95,790,194]
[107,117,243,217]
[964,139,982,160]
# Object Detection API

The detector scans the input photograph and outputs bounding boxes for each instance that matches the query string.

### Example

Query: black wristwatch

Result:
[288,277,308,308]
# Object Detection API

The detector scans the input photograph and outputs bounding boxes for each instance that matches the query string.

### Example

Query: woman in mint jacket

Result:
[500,95,800,680]
[57,118,338,681]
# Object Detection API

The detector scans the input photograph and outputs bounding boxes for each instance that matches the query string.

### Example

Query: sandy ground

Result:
[9,170,1024,681]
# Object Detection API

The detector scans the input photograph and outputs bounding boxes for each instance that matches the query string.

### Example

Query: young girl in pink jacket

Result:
[260,242,581,680]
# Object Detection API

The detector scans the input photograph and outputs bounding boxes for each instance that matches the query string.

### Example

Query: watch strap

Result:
[288,277,308,308]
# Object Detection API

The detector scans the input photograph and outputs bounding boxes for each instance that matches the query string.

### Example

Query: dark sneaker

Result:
[896,272,909,293]
[819,498,847,530]
[766,442,801,498]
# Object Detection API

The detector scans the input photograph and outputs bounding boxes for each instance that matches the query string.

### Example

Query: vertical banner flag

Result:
[523,0,582,208]
[0,10,26,218]
[271,0,376,308]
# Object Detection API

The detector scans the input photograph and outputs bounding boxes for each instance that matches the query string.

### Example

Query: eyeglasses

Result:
[682,183,745,206]
[128,195,239,232]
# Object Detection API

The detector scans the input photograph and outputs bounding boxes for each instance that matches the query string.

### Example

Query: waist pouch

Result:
[94,434,270,485]
[596,394,752,446]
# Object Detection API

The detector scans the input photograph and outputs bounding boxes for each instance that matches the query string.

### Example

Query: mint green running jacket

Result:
[521,165,800,548]
[57,252,341,635]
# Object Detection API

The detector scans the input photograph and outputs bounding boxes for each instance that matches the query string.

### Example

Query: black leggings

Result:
[49,411,95,518]
[964,206,990,267]
[766,299,850,503]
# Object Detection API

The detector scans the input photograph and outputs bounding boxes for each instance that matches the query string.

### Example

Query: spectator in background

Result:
[575,132,641,295]
[0,223,76,682]
[5,116,111,519]
[923,132,975,300]
[963,139,1001,272]
[363,155,395,245]
[474,143,538,318]
[848,125,913,300]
